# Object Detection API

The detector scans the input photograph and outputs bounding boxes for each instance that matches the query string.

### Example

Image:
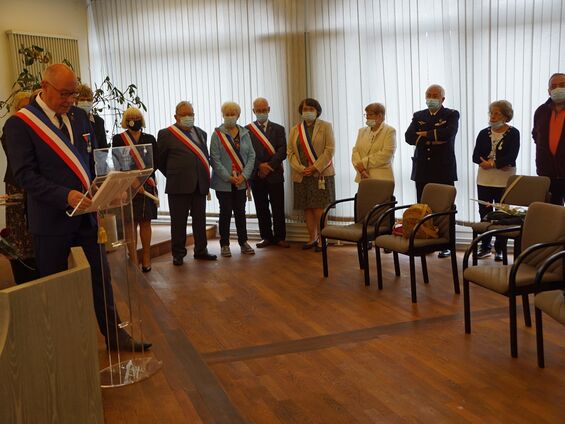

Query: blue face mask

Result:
[255,112,269,123]
[302,111,317,122]
[426,98,442,110]
[550,87,565,103]
[77,100,93,113]
[179,116,194,128]
[223,116,237,127]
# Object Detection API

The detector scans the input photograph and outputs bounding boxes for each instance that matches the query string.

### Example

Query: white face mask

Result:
[489,120,505,130]
[77,100,93,113]
[255,112,269,123]
[426,98,442,110]
[550,87,565,103]
[366,119,377,128]
[302,111,317,122]
[223,116,237,127]
[179,116,194,128]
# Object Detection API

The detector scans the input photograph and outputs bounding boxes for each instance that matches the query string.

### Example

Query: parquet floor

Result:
[101,240,565,423]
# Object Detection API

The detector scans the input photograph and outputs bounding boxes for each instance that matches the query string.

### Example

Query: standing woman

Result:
[210,101,256,257]
[288,98,335,251]
[112,107,158,272]
[472,100,520,261]
[352,102,396,182]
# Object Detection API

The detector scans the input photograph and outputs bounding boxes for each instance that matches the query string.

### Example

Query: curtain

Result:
[88,0,565,224]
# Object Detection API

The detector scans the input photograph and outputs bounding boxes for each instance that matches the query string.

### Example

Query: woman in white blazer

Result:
[351,102,396,182]
[288,98,335,251]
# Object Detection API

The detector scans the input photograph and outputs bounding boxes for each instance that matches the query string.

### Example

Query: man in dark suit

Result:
[405,84,459,258]
[247,97,288,248]
[4,64,149,351]
[157,101,216,265]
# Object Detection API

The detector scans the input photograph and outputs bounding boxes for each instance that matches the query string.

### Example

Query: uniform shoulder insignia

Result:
[417,120,426,125]
[434,119,447,126]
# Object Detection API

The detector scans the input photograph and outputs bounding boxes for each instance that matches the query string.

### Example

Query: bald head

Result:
[40,63,79,114]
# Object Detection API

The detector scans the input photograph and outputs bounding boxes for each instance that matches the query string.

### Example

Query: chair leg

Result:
[509,295,518,358]
[522,294,531,327]
[472,231,478,266]
[535,307,545,368]
[421,255,429,284]
[409,254,417,303]
[322,236,329,277]
[375,247,383,290]
[362,241,370,286]
[393,252,400,276]
[464,279,471,333]
[502,242,508,266]
[356,242,364,269]
[450,248,460,294]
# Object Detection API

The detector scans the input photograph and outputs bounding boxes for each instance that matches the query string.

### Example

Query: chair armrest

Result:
[364,200,397,236]
[462,225,522,270]
[509,239,565,291]
[320,197,355,230]
[408,209,457,248]
[534,250,565,291]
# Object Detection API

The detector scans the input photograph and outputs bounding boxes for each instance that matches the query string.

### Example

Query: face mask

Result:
[255,112,269,123]
[490,120,505,130]
[366,119,377,128]
[550,87,565,103]
[223,116,237,127]
[426,98,442,110]
[180,116,194,128]
[128,119,143,131]
[77,101,93,113]
[302,111,317,122]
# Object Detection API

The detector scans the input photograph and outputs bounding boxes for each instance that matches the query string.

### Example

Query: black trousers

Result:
[477,184,506,252]
[216,189,248,246]
[250,179,286,242]
[415,180,454,203]
[549,178,565,206]
[168,192,208,258]
[33,216,118,338]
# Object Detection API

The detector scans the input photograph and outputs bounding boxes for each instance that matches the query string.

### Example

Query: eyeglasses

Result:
[45,81,80,99]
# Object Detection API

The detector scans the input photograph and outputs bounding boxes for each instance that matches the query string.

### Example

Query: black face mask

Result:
[128,120,143,131]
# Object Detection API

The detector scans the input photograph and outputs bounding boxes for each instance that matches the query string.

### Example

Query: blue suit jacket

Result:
[210,125,256,192]
[4,101,95,235]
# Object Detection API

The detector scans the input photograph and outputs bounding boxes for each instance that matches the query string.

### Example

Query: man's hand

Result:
[416,131,427,137]
[68,190,91,211]
[258,162,273,178]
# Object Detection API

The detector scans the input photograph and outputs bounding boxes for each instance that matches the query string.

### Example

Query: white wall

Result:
[0,0,89,226]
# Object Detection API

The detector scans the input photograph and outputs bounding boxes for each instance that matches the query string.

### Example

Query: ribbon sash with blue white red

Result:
[215,129,244,173]
[167,126,210,178]
[246,122,275,157]
[16,106,91,190]
[119,131,156,187]
[297,122,318,165]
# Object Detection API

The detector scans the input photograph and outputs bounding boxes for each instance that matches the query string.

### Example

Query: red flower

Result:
[0,228,10,238]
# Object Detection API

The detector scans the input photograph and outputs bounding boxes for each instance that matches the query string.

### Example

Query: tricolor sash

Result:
[119,131,156,187]
[297,122,318,165]
[246,122,275,156]
[167,125,210,178]
[215,129,244,173]
[16,106,91,190]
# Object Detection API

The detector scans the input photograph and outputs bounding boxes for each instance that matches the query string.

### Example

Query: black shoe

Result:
[314,244,322,253]
[256,240,272,248]
[106,334,152,352]
[302,239,318,250]
[275,240,290,248]
[194,252,217,261]
[476,248,492,259]
[494,251,504,262]
[173,256,184,266]
[438,249,451,258]
[141,265,152,273]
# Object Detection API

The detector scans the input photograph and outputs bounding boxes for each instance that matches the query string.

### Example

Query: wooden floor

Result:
[99,239,565,423]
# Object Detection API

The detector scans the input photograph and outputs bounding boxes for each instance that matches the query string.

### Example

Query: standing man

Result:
[4,64,149,351]
[532,73,565,205]
[405,84,459,258]
[157,101,216,265]
[247,97,289,248]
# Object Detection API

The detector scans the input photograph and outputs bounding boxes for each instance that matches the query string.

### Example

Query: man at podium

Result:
[3,63,150,352]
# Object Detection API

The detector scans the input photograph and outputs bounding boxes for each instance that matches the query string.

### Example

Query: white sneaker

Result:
[240,242,255,255]
[221,246,231,257]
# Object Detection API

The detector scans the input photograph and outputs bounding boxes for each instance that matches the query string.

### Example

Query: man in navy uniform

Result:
[4,63,150,351]
[247,97,289,248]
[405,84,459,258]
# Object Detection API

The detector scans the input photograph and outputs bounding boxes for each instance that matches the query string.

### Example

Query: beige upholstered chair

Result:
[320,179,395,286]
[463,202,565,358]
[373,183,459,303]
[533,250,565,368]
[470,175,550,265]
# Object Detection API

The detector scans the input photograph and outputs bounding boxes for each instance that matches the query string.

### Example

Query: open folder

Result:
[67,170,143,216]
